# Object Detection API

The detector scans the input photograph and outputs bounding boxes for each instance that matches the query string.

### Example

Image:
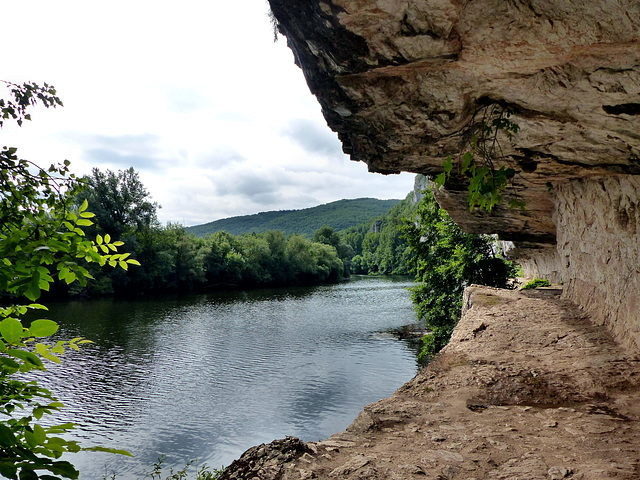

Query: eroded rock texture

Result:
[268,0,640,347]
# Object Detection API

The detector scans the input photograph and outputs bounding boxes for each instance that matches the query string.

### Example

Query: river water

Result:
[34,276,419,479]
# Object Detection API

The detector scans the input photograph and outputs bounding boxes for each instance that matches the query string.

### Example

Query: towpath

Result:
[222,286,640,479]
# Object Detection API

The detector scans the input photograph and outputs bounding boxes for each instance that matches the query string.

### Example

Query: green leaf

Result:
[84,446,133,457]
[28,319,59,337]
[0,424,17,447]
[25,430,38,449]
[78,198,89,213]
[461,151,474,173]
[443,155,453,174]
[58,266,70,281]
[27,303,48,310]
[18,466,38,480]
[7,349,44,368]
[36,343,60,363]
[0,357,20,373]
[0,318,24,344]
[47,423,76,433]
[48,460,79,479]
[24,281,41,302]
[0,461,18,480]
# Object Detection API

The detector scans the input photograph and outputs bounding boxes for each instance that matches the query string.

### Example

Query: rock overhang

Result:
[268,0,640,248]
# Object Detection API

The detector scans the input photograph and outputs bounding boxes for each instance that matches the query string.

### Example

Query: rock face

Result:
[268,0,640,349]
[222,437,312,479]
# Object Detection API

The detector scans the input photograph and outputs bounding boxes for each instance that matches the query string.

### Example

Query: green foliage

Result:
[0,80,63,128]
[185,198,401,238]
[0,81,132,479]
[342,193,417,275]
[435,104,525,212]
[514,264,524,277]
[402,189,515,359]
[313,225,354,275]
[521,278,551,290]
[75,167,160,237]
[67,168,353,295]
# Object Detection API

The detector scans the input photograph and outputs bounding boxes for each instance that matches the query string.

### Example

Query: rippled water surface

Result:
[36,276,419,479]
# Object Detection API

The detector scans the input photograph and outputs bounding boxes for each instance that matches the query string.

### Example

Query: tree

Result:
[312,226,353,276]
[402,187,514,358]
[312,225,341,250]
[339,193,416,275]
[0,81,133,479]
[76,167,159,237]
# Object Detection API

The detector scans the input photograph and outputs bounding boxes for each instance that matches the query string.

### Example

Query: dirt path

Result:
[221,286,640,479]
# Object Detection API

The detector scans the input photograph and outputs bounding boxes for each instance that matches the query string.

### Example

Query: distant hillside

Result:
[186,198,402,237]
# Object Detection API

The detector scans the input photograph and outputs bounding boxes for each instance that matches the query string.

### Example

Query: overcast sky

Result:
[2,1,414,226]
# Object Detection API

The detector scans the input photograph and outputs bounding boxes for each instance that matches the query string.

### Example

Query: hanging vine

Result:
[435,104,525,212]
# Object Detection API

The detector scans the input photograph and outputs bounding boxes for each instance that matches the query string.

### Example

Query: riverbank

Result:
[221,285,640,479]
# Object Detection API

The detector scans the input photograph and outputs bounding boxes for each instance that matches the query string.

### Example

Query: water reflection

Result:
[34,276,418,479]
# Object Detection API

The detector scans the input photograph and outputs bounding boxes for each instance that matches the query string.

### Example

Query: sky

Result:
[2,1,415,226]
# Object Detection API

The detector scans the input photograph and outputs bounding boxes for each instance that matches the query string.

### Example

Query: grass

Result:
[102,457,225,480]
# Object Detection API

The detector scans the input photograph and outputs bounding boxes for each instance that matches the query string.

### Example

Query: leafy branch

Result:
[435,104,525,212]
[0,80,63,127]
[0,81,136,479]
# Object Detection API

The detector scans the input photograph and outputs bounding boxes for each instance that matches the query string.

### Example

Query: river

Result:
[34,276,420,479]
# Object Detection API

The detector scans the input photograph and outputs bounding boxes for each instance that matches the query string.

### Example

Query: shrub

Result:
[521,278,551,290]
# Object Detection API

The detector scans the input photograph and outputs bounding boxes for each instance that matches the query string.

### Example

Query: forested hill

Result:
[185,198,401,237]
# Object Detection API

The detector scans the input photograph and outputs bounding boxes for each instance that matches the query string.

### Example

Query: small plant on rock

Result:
[521,278,552,290]
[435,103,525,212]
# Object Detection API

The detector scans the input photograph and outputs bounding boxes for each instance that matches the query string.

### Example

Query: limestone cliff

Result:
[267,0,640,349]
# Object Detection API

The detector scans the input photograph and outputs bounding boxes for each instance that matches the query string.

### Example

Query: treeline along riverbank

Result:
[46,167,420,298]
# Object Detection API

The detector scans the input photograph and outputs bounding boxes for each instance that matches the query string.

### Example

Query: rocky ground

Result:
[221,286,640,479]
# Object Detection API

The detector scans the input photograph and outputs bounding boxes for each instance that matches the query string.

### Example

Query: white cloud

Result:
[1,0,415,227]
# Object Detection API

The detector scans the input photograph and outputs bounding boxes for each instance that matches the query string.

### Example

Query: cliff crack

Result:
[603,103,640,116]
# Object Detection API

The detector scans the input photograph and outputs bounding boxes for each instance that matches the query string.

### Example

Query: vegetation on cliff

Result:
[341,193,417,275]
[402,188,515,358]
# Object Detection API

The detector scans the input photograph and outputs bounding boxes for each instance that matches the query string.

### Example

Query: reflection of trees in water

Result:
[38,277,418,478]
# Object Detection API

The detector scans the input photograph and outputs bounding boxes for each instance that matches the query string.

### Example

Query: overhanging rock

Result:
[268,0,640,349]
